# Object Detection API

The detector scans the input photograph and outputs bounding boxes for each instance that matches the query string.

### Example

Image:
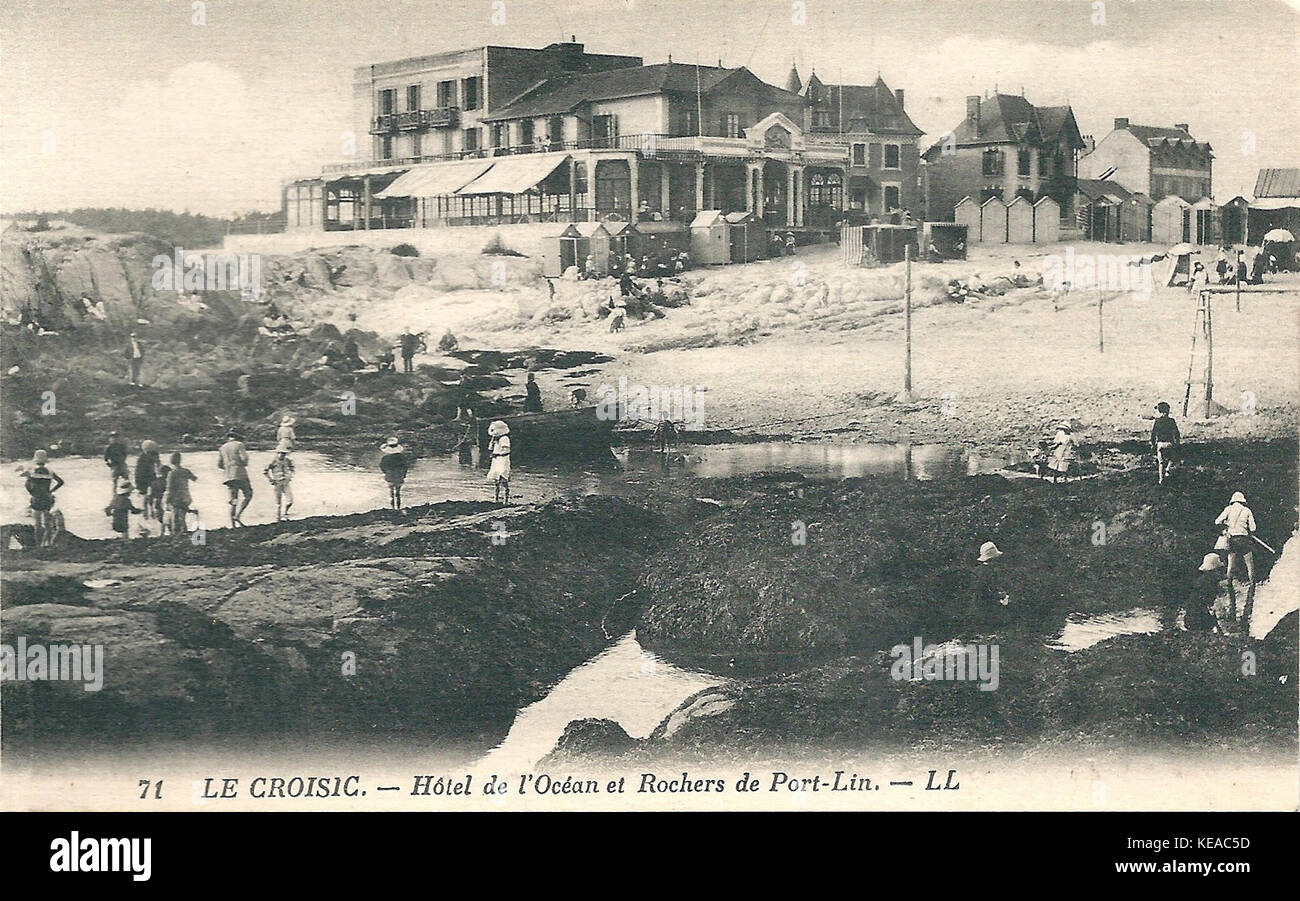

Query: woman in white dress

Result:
[486,420,511,504]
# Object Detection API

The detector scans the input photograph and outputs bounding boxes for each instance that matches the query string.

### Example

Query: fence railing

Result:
[322,133,713,175]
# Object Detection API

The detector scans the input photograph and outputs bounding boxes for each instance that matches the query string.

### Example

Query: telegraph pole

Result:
[902,243,914,400]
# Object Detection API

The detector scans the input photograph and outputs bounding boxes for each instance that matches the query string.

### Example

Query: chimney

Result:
[1113,117,1129,130]
[546,39,585,71]
[894,88,905,107]
[1174,122,1189,133]
[966,95,981,123]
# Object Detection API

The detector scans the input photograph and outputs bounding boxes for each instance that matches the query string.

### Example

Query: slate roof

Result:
[805,76,922,136]
[485,63,792,120]
[930,93,1084,152]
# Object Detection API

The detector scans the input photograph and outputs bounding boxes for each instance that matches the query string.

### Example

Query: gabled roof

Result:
[1076,178,1131,202]
[807,76,922,136]
[1114,122,1212,156]
[1124,123,1194,143]
[927,93,1084,154]
[1254,168,1300,198]
[485,63,794,120]
[1076,179,1154,205]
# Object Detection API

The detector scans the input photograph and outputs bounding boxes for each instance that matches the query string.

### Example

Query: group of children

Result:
[19,408,522,547]
[102,433,200,538]
[92,419,298,540]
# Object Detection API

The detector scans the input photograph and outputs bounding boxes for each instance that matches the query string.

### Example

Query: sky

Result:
[2,0,1297,216]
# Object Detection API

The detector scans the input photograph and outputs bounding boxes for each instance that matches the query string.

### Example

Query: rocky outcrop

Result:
[0,495,667,754]
[637,441,1299,673]
[541,718,640,764]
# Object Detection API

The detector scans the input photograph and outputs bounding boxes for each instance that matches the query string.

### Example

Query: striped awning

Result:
[374,160,495,198]
[455,153,570,195]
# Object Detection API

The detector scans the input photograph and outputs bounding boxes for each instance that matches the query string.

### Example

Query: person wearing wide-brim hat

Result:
[1151,402,1181,484]
[265,440,295,521]
[277,415,297,450]
[971,541,1010,620]
[486,420,511,503]
[1184,552,1224,633]
[379,437,409,510]
[1214,491,1258,618]
[1048,420,1078,483]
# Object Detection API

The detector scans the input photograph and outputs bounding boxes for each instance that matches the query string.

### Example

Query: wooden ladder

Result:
[1182,289,1213,418]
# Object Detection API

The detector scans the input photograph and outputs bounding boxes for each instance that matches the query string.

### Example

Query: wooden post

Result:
[1204,289,1214,415]
[1235,250,1242,312]
[902,243,914,400]
[1097,290,1104,353]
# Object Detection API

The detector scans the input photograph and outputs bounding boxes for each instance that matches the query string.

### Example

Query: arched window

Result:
[809,173,824,206]
[825,172,843,208]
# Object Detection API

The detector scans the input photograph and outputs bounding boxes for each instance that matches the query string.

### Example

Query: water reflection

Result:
[477,632,724,772]
[3,441,1021,541]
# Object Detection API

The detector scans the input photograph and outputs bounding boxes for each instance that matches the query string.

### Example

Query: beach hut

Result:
[1032,196,1060,243]
[922,222,968,260]
[689,210,732,265]
[979,197,1007,244]
[538,233,564,278]
[547,222,610,277]
[1152,195,1192,245]
[1192,197,1219,246]
[603,221,640,271]
[864,224,919,263]
[1006,196,1034,244]
[1220,196,1249,245]
[1118,194,1154,243]
[954,196,981,242]
[633,220,689,261]
[725,212,764,263]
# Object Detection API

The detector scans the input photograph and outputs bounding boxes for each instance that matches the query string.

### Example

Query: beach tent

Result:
[1261,228,1297,271]
[864,224,919,263]
[1163,243,1200,287]
[923,222,968,260]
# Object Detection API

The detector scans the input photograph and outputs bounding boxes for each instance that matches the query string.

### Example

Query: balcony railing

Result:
[371,108,460,134]
[324,132,848,175]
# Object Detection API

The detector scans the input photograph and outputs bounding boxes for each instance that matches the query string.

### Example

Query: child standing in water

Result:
[106,471,141,538]
[164,452,198,535]
[264,441,295,521]
[379,437,410,510]
[486,420,511,504]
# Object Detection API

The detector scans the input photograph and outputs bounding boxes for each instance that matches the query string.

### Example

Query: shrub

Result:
[481,233,524,256]
[390,243,420,257]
